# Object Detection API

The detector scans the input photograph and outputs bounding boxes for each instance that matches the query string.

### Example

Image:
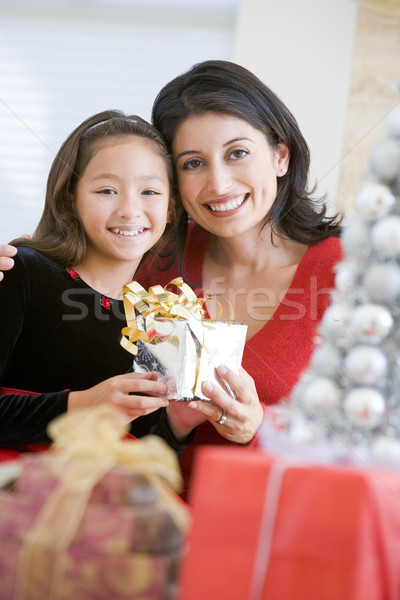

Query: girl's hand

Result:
[67,372,169,423]
[188,365,264,444]
[0,245,17,282]
[166,400,208,441]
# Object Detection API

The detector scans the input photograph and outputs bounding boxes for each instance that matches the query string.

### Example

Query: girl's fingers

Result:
[114,393,169,412]
[119,372,169,396]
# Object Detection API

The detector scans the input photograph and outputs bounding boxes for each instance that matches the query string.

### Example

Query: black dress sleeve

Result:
[0,251,69,445]
[0,391,70,445]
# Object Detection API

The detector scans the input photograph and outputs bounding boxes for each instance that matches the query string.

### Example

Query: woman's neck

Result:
[72,254,141,300]
[207,228,302,272]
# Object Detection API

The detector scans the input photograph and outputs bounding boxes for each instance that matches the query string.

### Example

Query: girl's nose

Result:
[116,194,143,219]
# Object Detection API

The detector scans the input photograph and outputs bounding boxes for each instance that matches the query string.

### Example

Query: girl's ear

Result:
[276,142,290,177]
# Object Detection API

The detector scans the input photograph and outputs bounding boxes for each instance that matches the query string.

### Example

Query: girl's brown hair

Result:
[12,110,179,268]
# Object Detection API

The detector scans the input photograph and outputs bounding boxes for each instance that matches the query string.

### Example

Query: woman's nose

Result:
[207,164,231,195]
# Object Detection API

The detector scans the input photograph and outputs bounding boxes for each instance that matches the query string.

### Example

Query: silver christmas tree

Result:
[266,81,400,463]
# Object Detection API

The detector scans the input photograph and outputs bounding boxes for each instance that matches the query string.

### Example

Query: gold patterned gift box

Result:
[121,278,248,401]
[0,406,190,600]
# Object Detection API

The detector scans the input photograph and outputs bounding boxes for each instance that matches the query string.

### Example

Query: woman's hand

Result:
[67,372,169,423]
[167,365,264,444]
[0,245,17,282]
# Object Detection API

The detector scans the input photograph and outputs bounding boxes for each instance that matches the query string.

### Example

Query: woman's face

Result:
[173,112,289,239]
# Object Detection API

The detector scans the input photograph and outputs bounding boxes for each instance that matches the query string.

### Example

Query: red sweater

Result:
[136,223,343,494]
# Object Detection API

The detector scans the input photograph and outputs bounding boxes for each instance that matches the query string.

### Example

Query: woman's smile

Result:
[173,113,289,238]
[206,193,250,214]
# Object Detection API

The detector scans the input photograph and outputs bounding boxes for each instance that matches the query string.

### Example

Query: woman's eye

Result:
[183,158,203,170]
[230,148,248,159]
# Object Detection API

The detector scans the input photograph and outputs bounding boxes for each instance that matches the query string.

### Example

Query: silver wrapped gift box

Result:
[120,279,247,401]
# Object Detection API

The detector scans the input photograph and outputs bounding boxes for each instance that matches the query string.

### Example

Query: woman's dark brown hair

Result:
[12,110,179,267]
[152,59,342,251]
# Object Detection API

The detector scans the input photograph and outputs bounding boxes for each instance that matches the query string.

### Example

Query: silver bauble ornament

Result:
[351,303,393,344]
[369,139,400,182]
[386,105,400,138]
[363,263,400,301]
[341,218,371,257]
[344,345,388,386]
[371,216,400,257]
[319,303,353,343]
[311,343,342,377]
[344,387,385,429]
[300,377,341,414]
[334,261,361,294]
[355,182,395,220]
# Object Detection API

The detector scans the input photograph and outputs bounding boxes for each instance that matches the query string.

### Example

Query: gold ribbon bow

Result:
[15,405,190,600]
[120,277,227,356]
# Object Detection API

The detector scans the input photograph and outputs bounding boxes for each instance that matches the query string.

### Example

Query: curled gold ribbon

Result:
[15,405,190,600]
[120,277,208,356]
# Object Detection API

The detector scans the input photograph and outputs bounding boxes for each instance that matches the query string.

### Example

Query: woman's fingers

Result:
[0,245,17,281]
[0,244,17,258]
[187,365,263,444]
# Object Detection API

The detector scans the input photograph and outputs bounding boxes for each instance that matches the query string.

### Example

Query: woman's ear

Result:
[276,142,290,177]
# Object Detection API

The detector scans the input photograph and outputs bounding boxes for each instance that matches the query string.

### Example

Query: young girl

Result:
[0,110,180,447]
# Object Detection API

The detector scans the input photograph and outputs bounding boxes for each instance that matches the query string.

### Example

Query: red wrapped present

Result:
[0,405,190,600]
[178,446,400,600]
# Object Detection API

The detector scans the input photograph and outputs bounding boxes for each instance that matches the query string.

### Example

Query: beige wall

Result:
[337,0,400,218]
[234,0,359,214]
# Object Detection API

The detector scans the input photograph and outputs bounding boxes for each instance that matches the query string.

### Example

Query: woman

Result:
[132,60,342,493]
[0,61,343,493]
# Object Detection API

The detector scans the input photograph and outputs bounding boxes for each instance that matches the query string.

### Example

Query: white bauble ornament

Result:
[371,216,400,256]
[334,261,361,294]
[371,436,400,463]
[344,345,388,385]
[319,303,353,342]
[369,139,400,182]
[311,343,341,377]
[355,182,395,220]
[386,105,400,138]
[289,416,317,444]
[351,303,393,344]
[363,263,400,301]
[344,388,385,429]
[300,377,341,414]
[341,218,371,257]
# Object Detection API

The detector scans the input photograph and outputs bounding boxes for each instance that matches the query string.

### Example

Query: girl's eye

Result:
[97,188,116,195]
[230,148,248,159]
[182,158,203,170]
[142,189,160,195]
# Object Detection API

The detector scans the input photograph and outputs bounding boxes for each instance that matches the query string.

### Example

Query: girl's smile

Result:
[75,136,170,271]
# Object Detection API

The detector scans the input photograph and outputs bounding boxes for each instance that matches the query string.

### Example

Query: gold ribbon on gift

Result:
[120,277,228,356]
[15,404,190,600]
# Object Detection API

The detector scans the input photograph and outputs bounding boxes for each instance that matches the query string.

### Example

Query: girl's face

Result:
[173,113,289,239]
[75,136,170,269]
